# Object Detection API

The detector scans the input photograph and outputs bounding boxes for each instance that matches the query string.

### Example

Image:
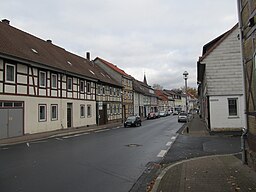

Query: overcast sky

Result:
[1,0,238,89]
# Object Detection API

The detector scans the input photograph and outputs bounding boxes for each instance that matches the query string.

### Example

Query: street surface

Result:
[0,115,182,192]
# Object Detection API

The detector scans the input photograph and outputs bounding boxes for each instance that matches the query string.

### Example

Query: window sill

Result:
[228,116,240,119]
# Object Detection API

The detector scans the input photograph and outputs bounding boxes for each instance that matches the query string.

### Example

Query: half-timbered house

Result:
[237,0,256,169]
[94,57,134,121]
[0,19,119,139]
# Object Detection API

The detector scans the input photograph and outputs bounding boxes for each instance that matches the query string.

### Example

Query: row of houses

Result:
[0,19,197,140]
[197,0,256,170]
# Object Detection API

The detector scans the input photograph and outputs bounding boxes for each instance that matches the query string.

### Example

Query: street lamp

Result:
[183,71,189,120]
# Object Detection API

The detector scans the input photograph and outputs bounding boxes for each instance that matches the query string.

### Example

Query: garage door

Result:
[0,101,24,139]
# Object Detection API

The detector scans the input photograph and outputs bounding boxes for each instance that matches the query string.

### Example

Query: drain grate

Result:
[125,144,142,147]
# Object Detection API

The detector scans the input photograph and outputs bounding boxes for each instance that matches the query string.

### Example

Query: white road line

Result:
[94,129,110,133]
[171,136,176,140]
[112,127,120,130]
[62,135,78,139]
[166,141,173,146]
[55,138,63,141]
[157,150,167,158]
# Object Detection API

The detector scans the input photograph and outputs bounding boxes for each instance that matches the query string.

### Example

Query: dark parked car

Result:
[124,116,142,127]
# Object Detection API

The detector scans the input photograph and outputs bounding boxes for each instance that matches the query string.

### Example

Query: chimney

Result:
[46,39,52,43]
[2,19,10,25]
[86,52,90,61]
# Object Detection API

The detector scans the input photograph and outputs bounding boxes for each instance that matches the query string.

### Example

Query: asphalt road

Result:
[0,115,182,192]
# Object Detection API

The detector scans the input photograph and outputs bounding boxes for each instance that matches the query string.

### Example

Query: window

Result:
[114,88,116,96]
[67,77,72,91]
[51,74,57,89]
[102,86,105,95]
[39,104,47,121]
[110,87,112,95]
[97,85,101,95]
[80,105,85,118]
[87,82,91,93]
[39,71,46,87]
[5,64,15,83]
[87,105,92,117]
[80,80,84,93]
[228,98,238,116]
[51,105,58,121]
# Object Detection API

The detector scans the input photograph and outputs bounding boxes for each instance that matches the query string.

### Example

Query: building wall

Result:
[0,59,97,137]
[239,0,256,170]
[203,27,243,96]
[209,95,245,131]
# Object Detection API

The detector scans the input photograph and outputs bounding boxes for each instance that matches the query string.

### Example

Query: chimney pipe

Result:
[86,52,90,61]
[2,19,10,25]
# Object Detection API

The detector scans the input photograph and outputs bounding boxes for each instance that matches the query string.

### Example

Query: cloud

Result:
[0,0,238,89]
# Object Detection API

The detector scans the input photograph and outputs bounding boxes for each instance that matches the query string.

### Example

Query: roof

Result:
[94,57,131,78]
[197,23,238,83]
[0,20,121,87]
[198,23,238,62]
[155,90,169,101]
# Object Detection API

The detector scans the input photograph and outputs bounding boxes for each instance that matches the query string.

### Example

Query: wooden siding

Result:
[203,27,243,96]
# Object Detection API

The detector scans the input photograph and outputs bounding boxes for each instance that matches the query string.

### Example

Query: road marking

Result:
[94,129,110,133]
[55,138,63,141]
[62,135,78,139]
[171,136,176,140]
[112,127,120,130]
[166,141,173,146]
[157,150,167,158]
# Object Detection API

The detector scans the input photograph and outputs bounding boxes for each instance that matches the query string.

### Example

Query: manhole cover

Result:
[125,144,142,147]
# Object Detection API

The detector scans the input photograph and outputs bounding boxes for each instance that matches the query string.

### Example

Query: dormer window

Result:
[67,61,72,66]
[31,48,38,54]
[89,70,95,75]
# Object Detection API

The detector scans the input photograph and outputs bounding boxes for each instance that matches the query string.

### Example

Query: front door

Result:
[67,103,72,128]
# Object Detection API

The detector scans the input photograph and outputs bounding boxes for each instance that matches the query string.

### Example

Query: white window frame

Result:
[51,73,57,89]
[87,104,92,117]
[51,104,58,121]
[80,104,85,118]
[87,82,91,93]
[39,71,46,88]
[80,80,85,93]
[39,104,47,122]
[67,77,72,91]
[5,63,15,83]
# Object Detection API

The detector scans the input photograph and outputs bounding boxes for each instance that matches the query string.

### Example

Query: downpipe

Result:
[241,127,248,164]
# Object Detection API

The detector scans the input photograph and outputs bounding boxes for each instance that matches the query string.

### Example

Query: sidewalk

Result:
[152,115,256,192]
[0,122,123,146]
[181,114,209,136]
[153,154,256,192]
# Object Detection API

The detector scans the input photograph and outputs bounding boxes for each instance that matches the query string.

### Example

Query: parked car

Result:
[124,116,142,127]
[166,110,172,116]
[173,111,179,115]
[155,111,160,118]
[178,112,188,122]
[159,111,167,117]
[147,112,156,119]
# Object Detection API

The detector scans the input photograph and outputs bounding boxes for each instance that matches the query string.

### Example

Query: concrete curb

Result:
[151,152,242,192]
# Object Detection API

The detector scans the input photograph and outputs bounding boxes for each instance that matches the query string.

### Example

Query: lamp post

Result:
[183,71,189,121]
